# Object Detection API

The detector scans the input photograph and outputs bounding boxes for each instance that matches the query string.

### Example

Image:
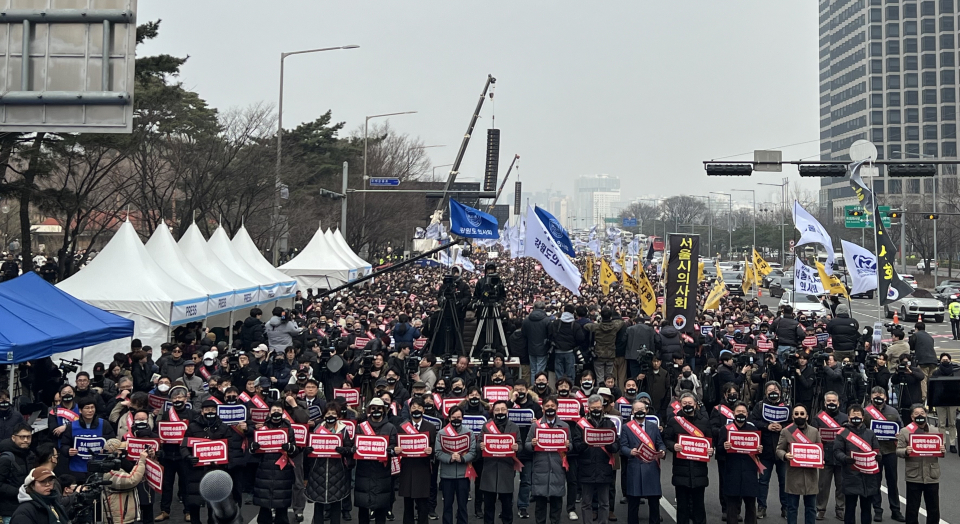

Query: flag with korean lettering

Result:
[449,199,499,239]
[599,258,617,295]
[534,206,576,257]
[665,234,699,334]
[635,264,658,316]
[523,205,582,295]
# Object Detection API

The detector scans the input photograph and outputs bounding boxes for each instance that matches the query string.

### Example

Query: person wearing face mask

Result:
[278,386,312,522]
[572,395,622,524]
[776,404,821,524]
[447,378,468,401]
[181,399,233,524]
[125,411,159,524]
[0,390,18,442]
[895,405,942,524]
[306,402,355,524]
[862,387,904,522]
[532,373,553,399]
[717,402,762,524]
[709,384,742,515]
[813,392,848,521]
[458,387,489,518]
[749,381,789,520]
[479,400,520,524]
[577,372,597,406]
[833,405,881,524]
[930,353,959,454]
[394,397,437,524]
[662,392,713,524]
[180,361,206,403]
[354,398,398,524]
[512,380,543,520]
[249,402,298,524]
[524,397,571,524]
[673,366,702,400]
[619,401,665,524]
[73,372,108,420]
[154,385,192,521]
[436,405,477,524]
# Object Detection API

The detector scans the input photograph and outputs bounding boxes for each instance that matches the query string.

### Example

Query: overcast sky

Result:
[138,1,821,208]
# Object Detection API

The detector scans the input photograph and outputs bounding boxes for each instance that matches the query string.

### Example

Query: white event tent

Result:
[145,224,235,318]
[57,221,209,360]
[279,225,358,290]
[208,226,286,301]
[327,229,372,276]
[231,225,297,300]
[178,223,263,310]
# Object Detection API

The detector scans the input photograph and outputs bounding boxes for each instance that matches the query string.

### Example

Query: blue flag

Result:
[534,206,576,258]
[449,199,499,239]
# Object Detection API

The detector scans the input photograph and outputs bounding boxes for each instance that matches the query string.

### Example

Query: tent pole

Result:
[228,310,235,348]
[8,365,14,405]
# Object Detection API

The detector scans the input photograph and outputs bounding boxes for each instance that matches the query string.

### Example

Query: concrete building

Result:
[573,174,621,228]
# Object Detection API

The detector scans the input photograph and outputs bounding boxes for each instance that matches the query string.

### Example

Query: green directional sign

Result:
[844,205,891,228]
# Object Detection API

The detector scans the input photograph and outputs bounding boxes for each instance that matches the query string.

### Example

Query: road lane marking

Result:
[880,485,948,524]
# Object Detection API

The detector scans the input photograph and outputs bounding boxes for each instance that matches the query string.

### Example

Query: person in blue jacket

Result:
[619,400,666,524]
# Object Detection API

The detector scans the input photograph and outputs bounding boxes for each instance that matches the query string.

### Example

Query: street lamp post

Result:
[758,178,788,265]
[710,192,733,259]
[432,164,454,183]
[275,44,359,264]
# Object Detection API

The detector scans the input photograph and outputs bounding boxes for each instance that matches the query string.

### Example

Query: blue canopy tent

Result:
[0,273,134,368]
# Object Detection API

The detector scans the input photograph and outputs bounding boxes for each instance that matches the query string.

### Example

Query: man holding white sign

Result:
[776,405,821,524]
[663,392,713,524]
[572,395,621,524]
[895,405,942,524]
[479,400,521,524]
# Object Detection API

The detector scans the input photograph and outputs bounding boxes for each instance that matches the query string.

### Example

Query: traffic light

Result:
[798,164,848,177]
[886,164,937,177]
[318,189,344,200]
[847,208,864,217]
[888,211,901,219]
[924,214,940,220]
[705,164,753,176]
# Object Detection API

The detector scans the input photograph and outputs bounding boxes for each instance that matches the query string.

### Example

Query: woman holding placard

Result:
[833,404,881,524]
[524,396,571,524]
[306,401,355,524]
[895,404,942,524]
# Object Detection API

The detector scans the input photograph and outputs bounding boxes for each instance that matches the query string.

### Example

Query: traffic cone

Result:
[893,311,899,324]
[918,314,923,323]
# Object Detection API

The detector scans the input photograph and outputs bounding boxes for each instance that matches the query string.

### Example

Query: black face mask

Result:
[682,371,692,378]
[626,389,638,396]
[0,401,9,411]
[793,417,807,427]
[452,388,464,396]
[492,379,504,385]
[133,422,149,432]
[325,415,338,424]
[516,393,526,402]
[558,390,570,397]
[682,405,695,416]
[544,408,557,418]
[590,409,604,419]
[826,403,839,412]
[849,417,863,426]
[633,413,646,422]
[340,409,348,417]
[914,416,927,426]
[450,419,462,429]
[204,413,217,423]
[424,406,436,416]
[469,398,480,406]
[494,413,507,423]
[386,378,397,386]
[370,410,384,420]
[734,414,747,425]
[434,386,446,394]
[297,375,307,381]
[62,395,74,403]
[767,393,780,403]
[226,396,238,404]
[535,383,547,391]
[270,412,283,422]
[411,411,423,419]
[173,401,186,410]
[872,397,885,406]
[726,395,738,404]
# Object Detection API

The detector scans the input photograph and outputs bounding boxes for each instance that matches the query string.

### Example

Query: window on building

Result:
[940,0,954,13]
[942,69,956,84]
[943,123,958,138]
[923,71,938,85]
[875,179,886,194]
[906,91,920,105]
[888,22,901,37]
[941,33,955,49]
[890,109,903,123]
[872,59,884,73]
[922,18,937,33]
[872,42,884,56]
[905,56,919,71]
[944,141,958,156]
[924,178,935,192]
[905,20,919,34]
[924,142,939,156]
[889,178,902,193]
[873,76,885,90]
[872,110,885,125]
[921,1,936,16]
[943,51,957,67]
[923,88,938,103]
[888,57,902,72]
[908,178,921,193]
[924,107,939,121]
[924,124,939,138]
[907,106,920,120]
[889,75,902,89]
[889,40,902,54]
[941,15,956,30]
[872,93,885,107]
[907,125,921,140]
[906,72,920,86]
[904,2,918,17]
[888,5,901,19]
[873,7,884,21]
[890,126,903,141]
[922,53,937,68]
[872,128,884,142]
[944,87,957,102]
[922,35,937,50]
[907,143,921,156]
[943,105,957,120]
[871,24,884,39]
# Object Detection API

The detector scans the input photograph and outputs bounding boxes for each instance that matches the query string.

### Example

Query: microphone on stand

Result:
[199,470,243,524]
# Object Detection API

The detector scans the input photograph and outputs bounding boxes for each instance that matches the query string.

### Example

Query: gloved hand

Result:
[302,446,314,456]
[335,446,352,456]
[844,457,856,465]
[187,455,200,466]
[282,442,296,453]
[250,442,261,452]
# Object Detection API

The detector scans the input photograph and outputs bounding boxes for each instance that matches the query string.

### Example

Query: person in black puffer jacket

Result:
[353,398,398,524]
[240,308,266,351]
[306,402,355,524]
[662,393,713,524]
[180,400,234,524]
[772,307,804,360]
[0,423,37,521]
[658,324,682,363]
[250,403,298,524]
[826,304,860,361]
[522,302,552,378]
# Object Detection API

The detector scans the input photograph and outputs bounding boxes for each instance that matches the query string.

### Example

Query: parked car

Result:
[901,274,919,288]
[761,269,784,288]
[779,290,827,317]
[769,276,793,298]
[916,260,938,270]
[884,288,944,322]
[934,285,960,304]
[724,270,744,296]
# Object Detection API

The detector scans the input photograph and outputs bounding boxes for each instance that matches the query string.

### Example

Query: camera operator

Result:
[864,355,891,398]
[772,306,805,363]
[391,314,422,352]
[931,353,959,454]
[884,327,910,371]
[792,353,816,408]
[716,351,746,390]
[892,355,924,421]
[11,467,70,524]
[625,315,661,384]
[820,355,843,402]
[907,322,937,402]
[98,439,149,524]
[826,304,859,362]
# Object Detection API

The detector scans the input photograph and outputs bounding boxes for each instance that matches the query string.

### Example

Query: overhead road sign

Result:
[369,177,400,187]
[622,217,637,227]
[754,150,782,172]
[845,205,891,228]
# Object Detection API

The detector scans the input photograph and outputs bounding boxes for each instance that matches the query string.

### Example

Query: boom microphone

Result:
[199,470,243,524]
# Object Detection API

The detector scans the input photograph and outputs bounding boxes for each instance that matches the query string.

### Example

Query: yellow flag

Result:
[698,261,704,283]
[753,249,772,277]
[635,264,658,316]
[742,262,754,295]
[617,250,626,274]
[622,268,640,294]
[816,261,850,298]
[704,280,728,310]
[714,259,725,286]
[600,258,617,295]
[584,255,595,284]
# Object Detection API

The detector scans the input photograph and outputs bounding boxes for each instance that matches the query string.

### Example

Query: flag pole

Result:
[866,163,884,322]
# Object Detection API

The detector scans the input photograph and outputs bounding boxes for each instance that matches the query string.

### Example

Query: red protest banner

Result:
[333,389,360,407]
[147,394,166,410]
[482,434,516,458]
[483,386,512,403]
[728,430,761,454]
[145,458,163,492]
[557,399,581,421]
[443,398,464,416]
[440,434,470,454]
[355,435,388,460]
[188,439,228,466]
[789,443,824,468]
[677,435,712,462]
[534,428,568,451]
[254,429,288,453]
[291,424,309,446]
[398,434,430,457]
[584,428,617,447]
[126,438,160,457]
[909,433,944,457]
[157,421,187,444]
[250,409,269,425]
[308,433,342,458]
[851,451,880,474]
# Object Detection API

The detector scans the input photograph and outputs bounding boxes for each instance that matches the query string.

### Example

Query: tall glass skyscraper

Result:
[819,0,958,218]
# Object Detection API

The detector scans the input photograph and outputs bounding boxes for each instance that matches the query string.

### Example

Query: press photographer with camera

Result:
[892,355,924,422]
[97,439,150,524]
[907,323,937,402]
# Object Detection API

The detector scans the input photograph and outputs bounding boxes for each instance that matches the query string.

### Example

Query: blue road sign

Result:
[622,217,637,227]
[369,177,400,187]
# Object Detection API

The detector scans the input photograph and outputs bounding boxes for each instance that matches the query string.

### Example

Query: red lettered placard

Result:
[482,434,516,457]
[483,386,512,403]
[126,438,160,457]
[557,399,581,421]
[342,420,356,439]
[440,434,470,454]
[254,429,288,453]
[355,435,388,460]
[677,435,712,462]
[398,434,430,457]
[251,409,269,425]
[584,428,617,447]
[534,428,568,451]
[291,424,309,447]
[157,421,187,444]
[334,389,360,407]
[851,451,880,474]
[789,442,825,468]
[728,431,761,454]
[188,439,228,466]
[308,433,343,458]
[443,398,464,416]
[145,458,163,492]
[147,394,166,410]
[909,433,944,457]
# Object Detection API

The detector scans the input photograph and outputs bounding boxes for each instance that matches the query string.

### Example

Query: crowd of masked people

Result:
[0,255,954,524]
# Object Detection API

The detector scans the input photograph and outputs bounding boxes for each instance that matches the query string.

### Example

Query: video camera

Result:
[638,349,655,375]
[735,353,756,368]
[476,272,505,306]
[88,451,124,474]
[439,275,459,302]
[59,358,82,375]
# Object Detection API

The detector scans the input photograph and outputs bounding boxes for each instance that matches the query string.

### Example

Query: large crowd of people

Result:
[0,253,953,524]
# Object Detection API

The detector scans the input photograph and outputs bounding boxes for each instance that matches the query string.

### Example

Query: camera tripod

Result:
[428,295,465,357]
[470,302,508,357]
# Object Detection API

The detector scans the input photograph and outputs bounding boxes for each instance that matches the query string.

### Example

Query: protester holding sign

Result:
[749,381,789,520]
[862,387,905,523]
[355,398,398,524]
[776,405,822,524]
[512,380,543,521]
[98,438,149,524]
[250,402,298,524]
[397,397,437,524]
[572,395,621,524]
[813,392,848,521]
[155,386,192,522]
[524,397,571,524]
[662,392,713,524]
[436,406,477,524]
[709,383,741,514]
[180,399,232,524]
[895,405,942,524]
[619,401,665,524]
[124,410,160,524]
[306,401,355,524]
[479,400,520,524]
[829,404,879,524]
[61,395,116,480]
[717,402,762,524]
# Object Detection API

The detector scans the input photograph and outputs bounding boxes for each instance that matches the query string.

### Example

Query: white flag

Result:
[840,240,878,296]
[793,201,835,274]
[439,251,451,266]
[793,259,825,295]
[458,255,477,273]
[524,205,582,296]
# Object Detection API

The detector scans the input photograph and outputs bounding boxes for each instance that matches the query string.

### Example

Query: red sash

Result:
[817,412,841,428]
[168,407,181,422]
[199,366,211,380]
[240,392,269,410]
[840,429,874,453]
[432,393,443,408]
[725,423,766,473]
[442,425,477,479]
[401,422,421,435]
[676,416,704,438]
[865,405,886,421]
[483,416,522,473]
[56,406,80,423]
[905,422,918,433]
[576,418,615,465]
[717,405,734,420]
[670,400,681,415]
[790,425,812,444]
[535,418,569,470]
[616,397,630,406]
[576,390,589,406]
[626,420,660,467]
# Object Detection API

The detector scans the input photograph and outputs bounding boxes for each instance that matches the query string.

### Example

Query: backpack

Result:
[701,371,719,405]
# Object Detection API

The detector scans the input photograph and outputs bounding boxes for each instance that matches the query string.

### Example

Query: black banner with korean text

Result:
[665,234,699,334]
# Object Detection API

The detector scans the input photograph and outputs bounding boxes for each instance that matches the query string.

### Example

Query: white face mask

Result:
[158,384,170,393]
